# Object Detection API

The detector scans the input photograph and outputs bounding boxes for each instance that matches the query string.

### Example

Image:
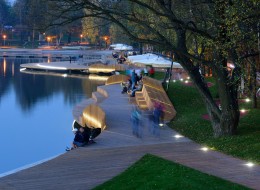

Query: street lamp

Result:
[3,35,7,46]
[80,34,83,43]
[47,36,51,46]
[104,36,108,49]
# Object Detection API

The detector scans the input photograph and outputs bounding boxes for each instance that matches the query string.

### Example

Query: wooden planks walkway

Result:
[0,143,259,190]
[0,84,259,190]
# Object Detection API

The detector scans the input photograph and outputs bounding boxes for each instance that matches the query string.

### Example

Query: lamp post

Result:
[47,37,51,46]
[3,35,7,46]
[104,36,108,49]
[80,34,83,43]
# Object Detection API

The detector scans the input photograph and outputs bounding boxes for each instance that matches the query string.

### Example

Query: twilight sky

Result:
[7,0,15,5]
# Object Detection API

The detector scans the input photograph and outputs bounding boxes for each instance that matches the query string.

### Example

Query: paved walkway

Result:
[0,84,259,190]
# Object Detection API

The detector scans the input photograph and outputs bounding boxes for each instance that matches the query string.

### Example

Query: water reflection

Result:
[3,58,6,77]
[0,58,104,112]
[0,58,105,174]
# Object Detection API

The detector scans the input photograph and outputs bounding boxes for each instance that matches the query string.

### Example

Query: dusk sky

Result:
[7,0,15,5]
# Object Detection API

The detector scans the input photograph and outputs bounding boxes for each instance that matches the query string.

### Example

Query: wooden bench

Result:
[135,76,176,121]
[82,104,106,130]
[105,74,129,85]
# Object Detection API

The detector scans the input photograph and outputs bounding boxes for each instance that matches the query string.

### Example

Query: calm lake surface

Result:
[0,57,104,174]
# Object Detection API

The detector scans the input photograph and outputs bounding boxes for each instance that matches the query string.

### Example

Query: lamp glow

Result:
[187,77,190,79]
[245,98,250,102]
[174,134,183,139]
[240,109,246,113]
[180,78,183,81]
[185,80,189,83]
[244,162,254,167]
[173,80,176,82]
[201,147,209,152]
[159,123,164,127]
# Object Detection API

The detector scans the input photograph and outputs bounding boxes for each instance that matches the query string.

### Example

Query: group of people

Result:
[130,102,165,138]
[121,69,143,96]
[66,126,96,151]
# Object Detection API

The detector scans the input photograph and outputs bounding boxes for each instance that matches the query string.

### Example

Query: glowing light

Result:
[180,78,183,81]
[185,80,189,83]
[89,75,109,81]
[62,74,68,78]
[245,98,250,102]
[201,147,209,152]
[187,77,190,79]
[83,112,102,128]
[166,80,169,83]
[36,64,67,70]
[20,68,26,71]
[173,80,176,82]
[3,58,6,76]
[174,134,183,139]
[2,35,6,39]
[159,123,164,127]
[89,68,115,73]
[245,162,254,167]
[240,109,246,113]
[227,63,235,69]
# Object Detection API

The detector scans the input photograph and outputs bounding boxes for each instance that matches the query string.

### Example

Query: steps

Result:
[92,91,106,103]
[72,85,109,124]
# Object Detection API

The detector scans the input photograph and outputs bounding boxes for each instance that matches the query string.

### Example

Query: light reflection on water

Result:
[0,58,104,174]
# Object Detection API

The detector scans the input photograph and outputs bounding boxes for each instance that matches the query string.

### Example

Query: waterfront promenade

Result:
[0,84,259,190]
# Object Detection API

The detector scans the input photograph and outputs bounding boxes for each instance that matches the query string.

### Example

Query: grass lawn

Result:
[166,77,260,164]
[94,154,249,190]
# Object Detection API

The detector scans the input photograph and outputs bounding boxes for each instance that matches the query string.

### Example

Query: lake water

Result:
[0,58,104,174]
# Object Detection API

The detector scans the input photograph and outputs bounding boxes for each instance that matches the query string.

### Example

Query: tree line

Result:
[0,0,130,46]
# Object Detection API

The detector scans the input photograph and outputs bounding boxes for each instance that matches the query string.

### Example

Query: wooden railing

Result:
[135,76,176,121]
[106,74,129,85]
[82,104,106,130]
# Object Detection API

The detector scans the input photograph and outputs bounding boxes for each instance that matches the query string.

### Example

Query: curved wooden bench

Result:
[82,104,106,130]
[89,63,125,73]
[106,74,129,85]
[135,76,176,121]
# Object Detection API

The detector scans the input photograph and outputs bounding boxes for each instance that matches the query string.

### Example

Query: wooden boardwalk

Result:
[0,84,259,190]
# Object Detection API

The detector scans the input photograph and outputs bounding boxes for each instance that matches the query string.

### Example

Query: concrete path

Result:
[0,84,259,190]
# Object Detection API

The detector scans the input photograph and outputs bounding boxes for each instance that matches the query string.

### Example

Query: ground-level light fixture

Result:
[240,109,246,113]
[244,162,254,168]
[200,147,209,152]
[245,98,250,102]
[174,134,183,139]
[180,78,183,81]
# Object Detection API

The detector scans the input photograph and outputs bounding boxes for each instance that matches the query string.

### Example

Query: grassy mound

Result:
[94,154,249,190]
[167,79,260,163]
